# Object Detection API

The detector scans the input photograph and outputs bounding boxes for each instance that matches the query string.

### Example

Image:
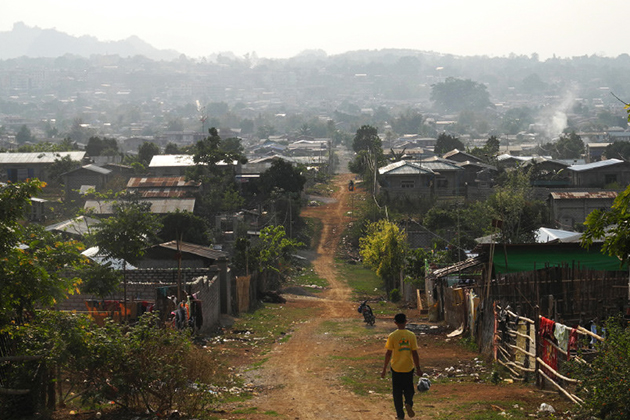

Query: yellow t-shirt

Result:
[385,328,418,373]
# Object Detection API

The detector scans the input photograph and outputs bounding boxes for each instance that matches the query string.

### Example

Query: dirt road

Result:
[244,173,394,419]
[233,173,569,420]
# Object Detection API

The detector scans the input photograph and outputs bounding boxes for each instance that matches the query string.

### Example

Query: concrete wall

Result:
[188,275,221,336]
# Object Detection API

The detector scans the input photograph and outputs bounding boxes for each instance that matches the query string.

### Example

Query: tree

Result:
[0,180,88,324]
[554,131,584,159]
[86,136,119,157]
[434,133,464,155]
[16,124,34,144]
[221,186,245,213]
[259,160,306,197]
[391,110,424,135]
[164,142,180,154]
[257,225,304,289]
[47,155,80,185]
[352,125,382,154]
[487,169,546,243]
[189,127,247,180]
[469,135,500,160]
[220,137,245,155]
[159,210,210,246]
[79,262,122,299]
[582,184,630,267]
[349,126,386,191]
[138,141,160,165]
[359,220,408,293]
[604,141,630,160]
[91,195,162,320]
[485,135,500,155]
[581,103,630,263]
[431,77,493,113]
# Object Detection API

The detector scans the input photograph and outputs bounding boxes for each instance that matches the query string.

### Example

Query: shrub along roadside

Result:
[569,316,630,420]
[3,311,220,417]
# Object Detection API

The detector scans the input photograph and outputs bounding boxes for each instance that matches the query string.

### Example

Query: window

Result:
[436,178,448,189]
[401,180,415,189]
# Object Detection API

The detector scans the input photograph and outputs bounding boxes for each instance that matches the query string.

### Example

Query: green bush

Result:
[570,316,630,420]
[389,288,401,303]
[8,311,217,416]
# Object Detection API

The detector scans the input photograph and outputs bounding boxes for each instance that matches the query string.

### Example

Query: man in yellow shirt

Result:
[381,313,422,419]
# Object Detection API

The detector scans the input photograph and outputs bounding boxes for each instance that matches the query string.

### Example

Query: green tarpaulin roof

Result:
[491,243,626,274]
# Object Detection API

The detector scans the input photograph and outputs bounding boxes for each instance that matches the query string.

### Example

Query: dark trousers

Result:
[392,368,415,419]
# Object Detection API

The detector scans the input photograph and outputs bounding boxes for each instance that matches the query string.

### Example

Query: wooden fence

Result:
[489,265,629,324]
[494,305,606,405]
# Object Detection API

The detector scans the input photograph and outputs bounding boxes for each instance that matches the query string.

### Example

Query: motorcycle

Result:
[358,300,375,326]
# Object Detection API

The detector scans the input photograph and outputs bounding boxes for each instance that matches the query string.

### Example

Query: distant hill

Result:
[0,22,181,61]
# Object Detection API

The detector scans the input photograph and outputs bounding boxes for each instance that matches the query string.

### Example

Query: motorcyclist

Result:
[358,300,375,325]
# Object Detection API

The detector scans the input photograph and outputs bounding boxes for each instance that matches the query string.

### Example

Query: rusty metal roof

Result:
[127,176,201,188]
[550,191,618,200]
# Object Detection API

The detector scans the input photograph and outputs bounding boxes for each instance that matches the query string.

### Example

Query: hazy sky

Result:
[2,0,627,60]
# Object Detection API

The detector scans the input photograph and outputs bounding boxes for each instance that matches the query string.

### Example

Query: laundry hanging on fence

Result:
[539,316,555,339]
[554,323,571,352]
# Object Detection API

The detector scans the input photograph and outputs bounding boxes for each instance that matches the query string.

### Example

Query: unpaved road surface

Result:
[247,173,392,419]
[229,173,567,419]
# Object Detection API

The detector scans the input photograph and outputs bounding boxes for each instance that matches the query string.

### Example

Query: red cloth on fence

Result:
[541,337,558,378]
[539,316,555,339]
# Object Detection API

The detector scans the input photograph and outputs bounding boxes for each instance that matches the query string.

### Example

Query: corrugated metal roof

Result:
[430,256,484,279]
[45,216,100,237]
[456,161,497,170]
[0,151,86,164]
[148,154,195,167]
[138,190,191,198]
[496,154,531,162]
[568,158,624,172]
[379,161,432,175]
[148,154,234,167]
[82,246,136,270]
[247,154,295,164]
[156,240,228,260]
[420,160,464,171]
[83,164,111,174]
[84,199,195,214]
[550,191,618,200]
[127,176,200,188]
